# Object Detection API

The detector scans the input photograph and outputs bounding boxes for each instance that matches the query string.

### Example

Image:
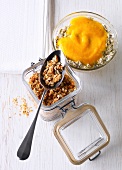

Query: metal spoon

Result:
[17,50,66,160]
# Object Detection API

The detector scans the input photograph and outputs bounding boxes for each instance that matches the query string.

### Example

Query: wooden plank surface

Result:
[0,0,122,169]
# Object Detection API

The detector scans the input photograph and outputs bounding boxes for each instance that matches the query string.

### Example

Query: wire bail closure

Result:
[89,151,101,161]
[57,98,76,118]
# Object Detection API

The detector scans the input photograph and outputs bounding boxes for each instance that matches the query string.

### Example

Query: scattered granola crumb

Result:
[20,98,33,116]
[12,98,18,106]
[12,97,33,117]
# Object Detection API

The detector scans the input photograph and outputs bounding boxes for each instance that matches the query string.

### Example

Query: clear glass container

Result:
[22,59,110,164]
[22,59,81,121]
[52,11,118,71]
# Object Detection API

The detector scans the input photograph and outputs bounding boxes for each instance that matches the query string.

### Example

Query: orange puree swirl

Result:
[58,17,108,65]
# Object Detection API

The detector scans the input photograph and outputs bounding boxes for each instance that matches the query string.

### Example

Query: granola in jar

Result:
[29,72,76,106]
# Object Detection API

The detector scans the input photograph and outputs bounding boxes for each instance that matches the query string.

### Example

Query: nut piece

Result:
[29,72,76,106]
[42,55,64,87]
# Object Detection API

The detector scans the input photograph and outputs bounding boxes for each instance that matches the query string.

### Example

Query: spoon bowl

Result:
[40,50,66,89]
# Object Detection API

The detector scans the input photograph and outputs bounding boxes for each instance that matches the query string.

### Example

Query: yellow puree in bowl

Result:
[58,17,108,65]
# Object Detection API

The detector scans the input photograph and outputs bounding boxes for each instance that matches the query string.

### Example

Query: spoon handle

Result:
[17,89,47,160]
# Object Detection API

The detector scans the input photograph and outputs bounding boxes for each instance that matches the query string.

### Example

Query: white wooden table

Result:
[0,0,122,169]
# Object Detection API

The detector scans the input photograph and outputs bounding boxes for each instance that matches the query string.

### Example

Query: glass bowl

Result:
[52,11,118,71]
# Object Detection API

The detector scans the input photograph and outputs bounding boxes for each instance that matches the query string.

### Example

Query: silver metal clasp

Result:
[56,97,76,118]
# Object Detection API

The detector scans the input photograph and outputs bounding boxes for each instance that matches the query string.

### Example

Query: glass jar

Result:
[22,58,110,165]
[22,58,81,121]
